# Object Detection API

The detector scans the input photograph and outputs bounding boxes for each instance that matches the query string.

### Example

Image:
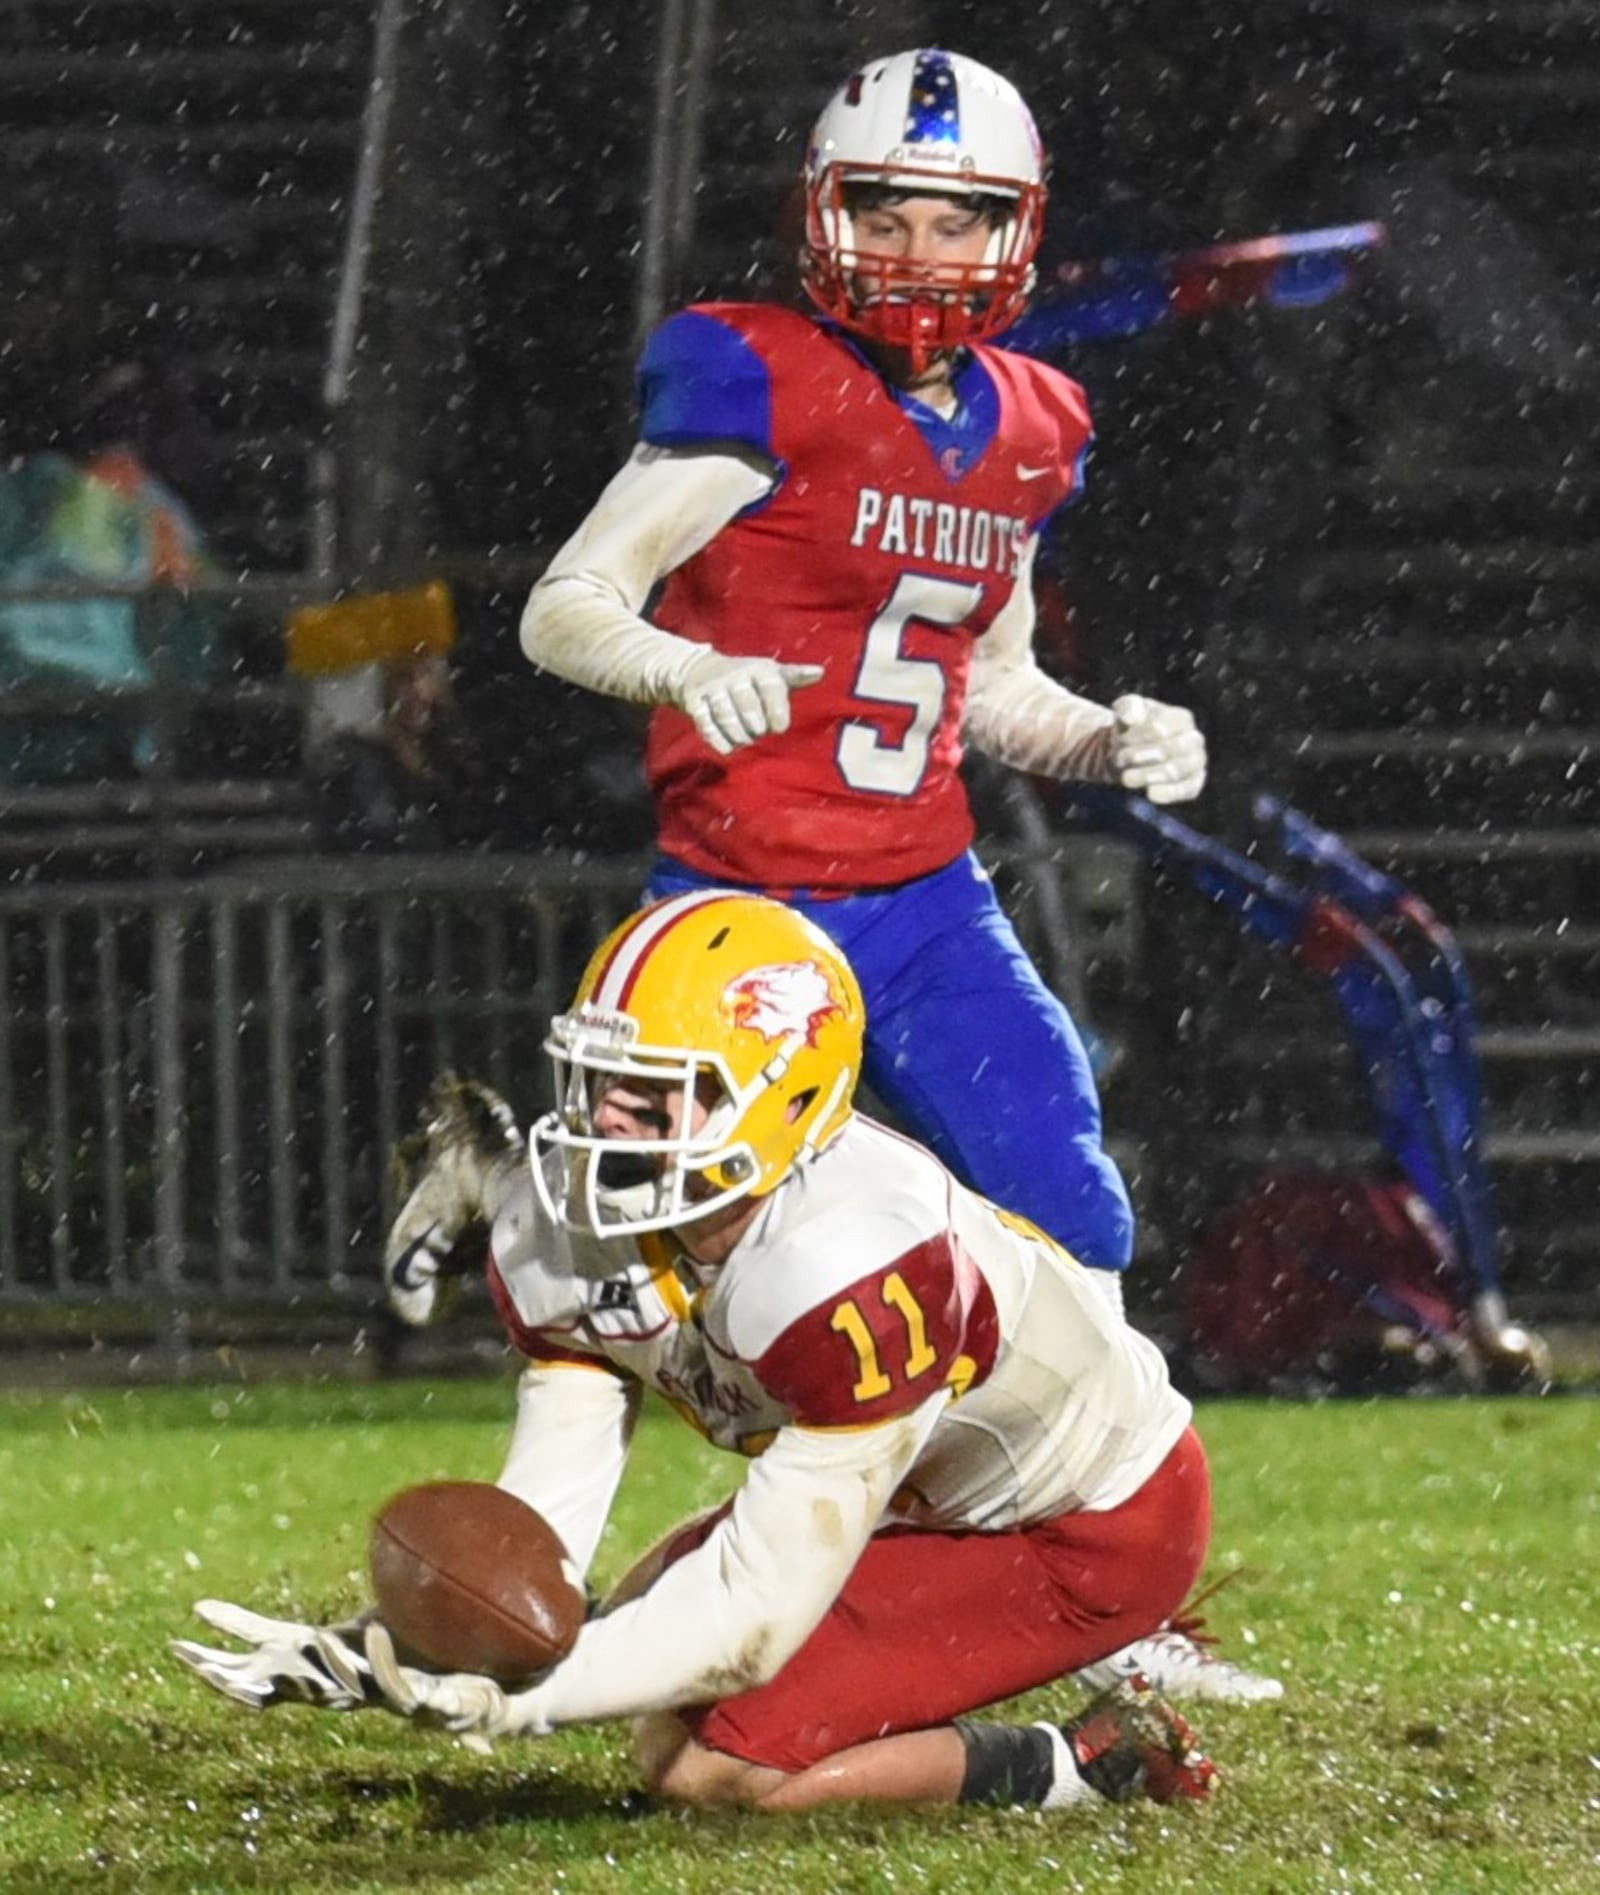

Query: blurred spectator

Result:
[0,154,223,787]
[308,651,480,853]
[0,448,221,786]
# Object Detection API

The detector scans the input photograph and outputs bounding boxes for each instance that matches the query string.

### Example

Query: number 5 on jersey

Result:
[837,574,982,796]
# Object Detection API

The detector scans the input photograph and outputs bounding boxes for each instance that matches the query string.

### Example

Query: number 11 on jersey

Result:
[829,1269,940,1401]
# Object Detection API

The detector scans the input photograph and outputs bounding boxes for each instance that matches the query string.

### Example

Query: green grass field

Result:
[1,1377,1595,1895]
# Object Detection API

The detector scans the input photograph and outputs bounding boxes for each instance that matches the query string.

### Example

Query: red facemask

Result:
[800,165,1045,374]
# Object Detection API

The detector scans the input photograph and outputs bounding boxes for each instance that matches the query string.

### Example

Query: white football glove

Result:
[385,1224,450,1327]
[673,649,824,756]
[384,1077,525,1326]
[358,1622,550,1751]
[170,1600,379,1712]
[1109,694,1207,804]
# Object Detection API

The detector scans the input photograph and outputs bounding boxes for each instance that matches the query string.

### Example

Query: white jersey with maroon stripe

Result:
[484,1112,1190,1729]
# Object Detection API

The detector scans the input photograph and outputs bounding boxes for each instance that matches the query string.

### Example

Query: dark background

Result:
[1,0,1596,1323]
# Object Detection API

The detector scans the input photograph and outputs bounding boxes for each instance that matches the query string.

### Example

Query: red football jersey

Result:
[638,303,1094,890]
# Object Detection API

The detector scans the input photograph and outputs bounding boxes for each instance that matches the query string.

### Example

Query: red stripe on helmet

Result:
[590,890,733,1011]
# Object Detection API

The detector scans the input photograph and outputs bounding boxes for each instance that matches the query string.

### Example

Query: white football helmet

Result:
[532,891,865,1238]
[801,48,1046,367]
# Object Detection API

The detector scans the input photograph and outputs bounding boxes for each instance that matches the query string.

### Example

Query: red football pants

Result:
[671,1424,1212,1772]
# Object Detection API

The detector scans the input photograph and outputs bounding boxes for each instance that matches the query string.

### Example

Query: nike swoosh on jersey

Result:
[1017,464,1050,480]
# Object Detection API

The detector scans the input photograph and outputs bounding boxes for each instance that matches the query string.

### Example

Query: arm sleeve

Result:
[519,445,774,704]
[963,536,1119,780]
[512,1390,950,1728]
[494,1359,642,1583]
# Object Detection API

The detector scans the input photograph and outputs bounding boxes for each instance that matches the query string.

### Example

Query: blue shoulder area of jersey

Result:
[893,350,1002,480]
[637,310,774,458]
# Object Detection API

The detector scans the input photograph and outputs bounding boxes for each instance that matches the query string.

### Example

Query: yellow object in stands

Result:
[287,579,456,676]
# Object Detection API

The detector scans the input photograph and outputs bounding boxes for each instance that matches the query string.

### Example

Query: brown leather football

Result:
[369,1481,584,1686]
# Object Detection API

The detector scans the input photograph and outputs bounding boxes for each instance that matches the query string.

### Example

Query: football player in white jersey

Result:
[173,893,1255,1811]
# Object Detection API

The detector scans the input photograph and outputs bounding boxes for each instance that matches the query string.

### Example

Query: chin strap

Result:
[796,1065,853,1165]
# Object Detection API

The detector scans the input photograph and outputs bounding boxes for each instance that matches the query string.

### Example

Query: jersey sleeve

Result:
[965,536,1117,777]
[637,309,776,460]
[513,1389,949,1729]
[487,1252,609,1366]
[750,1232,1000,1428]
[494,1358,641,1582]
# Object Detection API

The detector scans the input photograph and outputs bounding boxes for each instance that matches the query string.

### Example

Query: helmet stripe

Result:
[905,49,960,147]
[589,889,733,1010]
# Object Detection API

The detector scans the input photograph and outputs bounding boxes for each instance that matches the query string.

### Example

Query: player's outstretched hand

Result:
[1110,695,1207,804]
[384,1075,525,1326]
[675,650,825,755]
[170,1600,377,1712]
[361,1622,546,1751]
[385,1224,449,1326]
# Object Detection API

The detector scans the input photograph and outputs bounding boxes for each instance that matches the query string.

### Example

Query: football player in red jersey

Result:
[515,49,1279,1702]
[521,48,1191,1290]
[174,894,1226,1811]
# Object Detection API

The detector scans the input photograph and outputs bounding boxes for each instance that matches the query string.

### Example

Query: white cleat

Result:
[1075,1627,1285,1704]
[385,1077,526,1325]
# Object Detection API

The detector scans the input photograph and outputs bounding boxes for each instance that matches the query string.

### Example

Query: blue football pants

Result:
[646,850,1134,1273]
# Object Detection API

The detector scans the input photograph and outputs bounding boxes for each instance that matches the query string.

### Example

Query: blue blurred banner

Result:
[1003,220,1387,352]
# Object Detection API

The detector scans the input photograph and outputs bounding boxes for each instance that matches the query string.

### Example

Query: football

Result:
[368,1480,585,1686]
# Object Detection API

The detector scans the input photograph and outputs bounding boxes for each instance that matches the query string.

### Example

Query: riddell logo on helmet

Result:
[725,962,841,1047]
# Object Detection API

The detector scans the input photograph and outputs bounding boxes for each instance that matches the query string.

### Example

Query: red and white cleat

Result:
[1061,1674,1220,1804]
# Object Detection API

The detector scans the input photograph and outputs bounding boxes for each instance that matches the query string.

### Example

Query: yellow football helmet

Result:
[532,892,865,1237]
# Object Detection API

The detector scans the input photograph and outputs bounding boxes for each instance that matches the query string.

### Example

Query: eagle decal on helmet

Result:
[725,961,842,1047]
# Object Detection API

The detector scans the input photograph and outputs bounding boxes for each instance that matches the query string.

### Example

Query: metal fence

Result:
[0,854,638,1307]
[0,832,1137,1310]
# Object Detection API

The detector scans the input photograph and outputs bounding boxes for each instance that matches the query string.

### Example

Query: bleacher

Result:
[1171,0,1600,1307]
[0,0,373,570]
[0,3,406,876]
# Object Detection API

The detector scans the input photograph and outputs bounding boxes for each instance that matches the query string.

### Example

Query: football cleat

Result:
[1073,1624,1284,1703]
[384,1076,526,1325]
[1061,1675,1219,1804]
[1467,1290,1553,1392]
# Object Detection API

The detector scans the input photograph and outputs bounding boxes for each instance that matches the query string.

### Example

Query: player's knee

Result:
[1086,1180,1135,1272]
[1061,1144,1135,1271]
[632,1711,691,1794]
[632,1714,756,1806]
[1011,1160,1134,1273]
